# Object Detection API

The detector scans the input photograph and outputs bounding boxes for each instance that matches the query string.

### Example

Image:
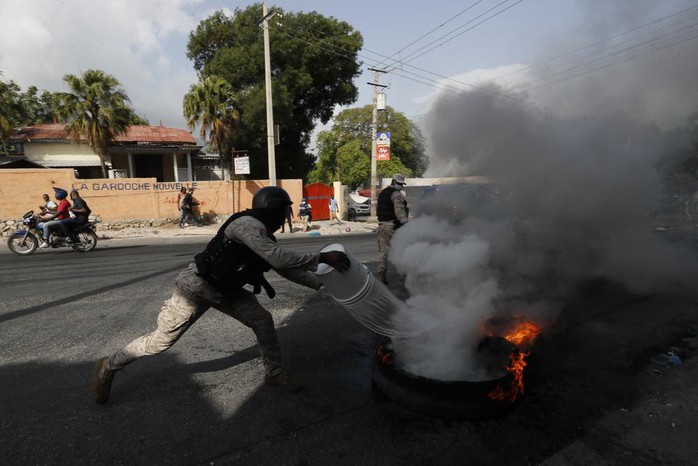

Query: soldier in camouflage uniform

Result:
[92,186,350,404]
[376,174,409,285]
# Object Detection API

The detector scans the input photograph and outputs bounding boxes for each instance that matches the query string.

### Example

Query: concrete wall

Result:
[0,169,302,222]
[379,176,494,188]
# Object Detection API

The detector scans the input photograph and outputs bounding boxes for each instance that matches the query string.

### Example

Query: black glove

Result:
[319,251,351,272]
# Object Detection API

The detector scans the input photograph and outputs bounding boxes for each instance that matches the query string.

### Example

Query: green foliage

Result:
[309,105,427,188]
[1,70,147,155]
[183,75,239,158]
[55,69,133,177]
[186,4,363,179]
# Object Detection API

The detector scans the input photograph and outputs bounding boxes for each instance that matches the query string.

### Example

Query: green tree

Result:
[186,5,363,179]
[308,105,427,188]
[55,69,134,178]
[183,75,239,161]
[0,76,23,153]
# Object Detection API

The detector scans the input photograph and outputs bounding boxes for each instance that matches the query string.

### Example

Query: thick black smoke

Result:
[387,3,698,380]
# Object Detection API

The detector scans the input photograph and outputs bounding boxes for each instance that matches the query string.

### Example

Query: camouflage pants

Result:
[377,221,396,274]
[107,265,283,377]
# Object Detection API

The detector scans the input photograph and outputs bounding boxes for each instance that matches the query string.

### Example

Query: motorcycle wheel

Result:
[71,229,98,252]
[7,231,39,255]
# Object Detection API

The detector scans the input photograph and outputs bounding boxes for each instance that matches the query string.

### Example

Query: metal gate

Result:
[303,183,333,220]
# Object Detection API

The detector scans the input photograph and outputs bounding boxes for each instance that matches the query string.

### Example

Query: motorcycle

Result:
[7,210,98,255]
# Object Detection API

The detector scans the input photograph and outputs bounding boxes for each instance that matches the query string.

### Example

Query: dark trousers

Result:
[58,217,86,239]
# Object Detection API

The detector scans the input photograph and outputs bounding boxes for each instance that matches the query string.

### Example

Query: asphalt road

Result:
[1,232,698,465]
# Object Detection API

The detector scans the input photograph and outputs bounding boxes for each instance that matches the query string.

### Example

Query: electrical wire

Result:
[269,6,697,118]
[491,5,698,84]
[385,0,524,72]
[513,18,698,92]
[372,0,487,69]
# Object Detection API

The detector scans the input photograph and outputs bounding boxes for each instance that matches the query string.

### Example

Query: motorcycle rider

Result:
[38,187,71,248]
[92,186,351,404]
[57,190,91,243]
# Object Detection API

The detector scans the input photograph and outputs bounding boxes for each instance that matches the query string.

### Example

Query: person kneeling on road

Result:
[92,186,351,404]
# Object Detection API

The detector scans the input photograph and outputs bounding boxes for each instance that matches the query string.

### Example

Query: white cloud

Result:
[0,0,205,127]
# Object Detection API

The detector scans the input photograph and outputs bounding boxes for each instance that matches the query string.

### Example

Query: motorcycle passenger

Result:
[38,193,57,216]
[91,186,351,404]
[39,187,71,248]
[58,190,91,243]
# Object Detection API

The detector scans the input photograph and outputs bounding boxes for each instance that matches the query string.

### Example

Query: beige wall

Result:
[23,141,101,164]
[0,169,303,222]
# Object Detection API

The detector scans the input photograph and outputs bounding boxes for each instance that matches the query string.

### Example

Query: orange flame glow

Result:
[488,320,542,402]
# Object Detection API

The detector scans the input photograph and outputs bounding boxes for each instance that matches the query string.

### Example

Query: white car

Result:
[347,193,371,221]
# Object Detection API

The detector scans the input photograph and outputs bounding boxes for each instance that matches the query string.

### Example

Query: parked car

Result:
[347,193,371,221]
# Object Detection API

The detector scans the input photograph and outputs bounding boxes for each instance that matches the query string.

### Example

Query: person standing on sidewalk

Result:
[177,187,188,227]
[376,174,409,285]
[329,195,342,225]
[298,198,312,231]
[92,186,350,404]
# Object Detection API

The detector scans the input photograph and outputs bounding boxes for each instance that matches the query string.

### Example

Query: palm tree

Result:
[183,75,239,165]
[56,69,132,178]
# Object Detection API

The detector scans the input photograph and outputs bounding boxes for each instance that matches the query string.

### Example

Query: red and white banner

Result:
[376,146,390,161]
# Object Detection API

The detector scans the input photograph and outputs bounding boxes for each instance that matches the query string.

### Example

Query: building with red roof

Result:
[8,123,215,181]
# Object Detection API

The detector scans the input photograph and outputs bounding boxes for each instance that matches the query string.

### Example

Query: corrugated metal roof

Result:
[36,158,102,167]
[11,124,197,145]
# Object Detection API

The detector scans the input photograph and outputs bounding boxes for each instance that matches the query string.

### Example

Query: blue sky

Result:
[1,0,696,147]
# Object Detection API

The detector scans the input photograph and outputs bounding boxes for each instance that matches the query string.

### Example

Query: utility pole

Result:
[261,3,277,186]
[368,67,387,218]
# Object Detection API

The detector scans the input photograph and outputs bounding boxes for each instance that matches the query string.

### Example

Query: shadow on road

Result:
[2,281,697,464]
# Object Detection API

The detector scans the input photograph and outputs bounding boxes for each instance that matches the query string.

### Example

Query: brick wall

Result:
[0,169,303,221]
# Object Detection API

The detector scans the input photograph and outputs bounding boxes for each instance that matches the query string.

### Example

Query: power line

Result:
[277,7,697,119]
[373,0,486,69]
[491,5,698,84]
[385,0,524,72]
[514,18,698,91]
[524,27,698,91]
[280,25,542,108]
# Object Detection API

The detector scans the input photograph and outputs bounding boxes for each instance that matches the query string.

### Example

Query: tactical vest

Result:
[377,186,398,221]
[194,211,276,298]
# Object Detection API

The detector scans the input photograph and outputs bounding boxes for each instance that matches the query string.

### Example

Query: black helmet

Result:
[252,186,293,209]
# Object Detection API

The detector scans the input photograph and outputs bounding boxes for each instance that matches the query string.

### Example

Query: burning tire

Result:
[372,337,520,419]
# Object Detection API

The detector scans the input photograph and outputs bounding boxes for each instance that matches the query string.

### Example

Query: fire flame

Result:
[488,320,542,402]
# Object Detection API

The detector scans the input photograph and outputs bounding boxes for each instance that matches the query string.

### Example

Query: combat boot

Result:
[264,372,303,392]
[378,270,388,285]
[92,356,115,404]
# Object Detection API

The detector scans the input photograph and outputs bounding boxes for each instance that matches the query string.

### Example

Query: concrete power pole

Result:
[368,68,387,218]
[261,3,277,186]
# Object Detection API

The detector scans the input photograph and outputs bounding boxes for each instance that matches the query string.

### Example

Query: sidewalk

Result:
[97,218,377,241]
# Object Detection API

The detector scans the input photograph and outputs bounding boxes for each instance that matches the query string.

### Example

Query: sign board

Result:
[234,156,250,174]
[377,93,386,110]
[376,146,391,161]
[376,132,391,147]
